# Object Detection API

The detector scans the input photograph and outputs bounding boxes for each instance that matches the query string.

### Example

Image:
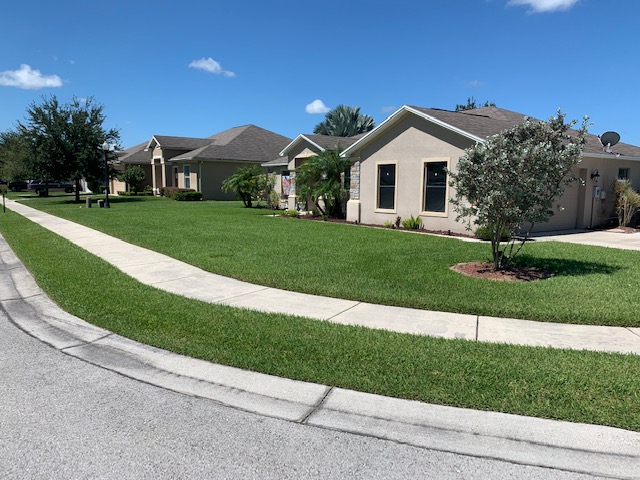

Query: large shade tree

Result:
[313,105,375,137]
[449,110,589,269]
[0,130,31,182]
[18,95,120,201]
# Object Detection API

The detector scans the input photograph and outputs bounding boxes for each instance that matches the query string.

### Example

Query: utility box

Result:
[97,199,105,208]
[85,197,92,208]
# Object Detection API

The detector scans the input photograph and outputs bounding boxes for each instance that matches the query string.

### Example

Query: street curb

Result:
[1,234,639,478]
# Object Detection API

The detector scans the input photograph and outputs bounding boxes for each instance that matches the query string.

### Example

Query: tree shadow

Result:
[516,254,621,277]
[54,195,154,205]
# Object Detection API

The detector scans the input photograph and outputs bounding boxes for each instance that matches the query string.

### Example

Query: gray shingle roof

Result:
[302,133,367,151]
[151,136,212,151]
[117,142,152,165]
[171,125,292,163]
[408,105,640,158]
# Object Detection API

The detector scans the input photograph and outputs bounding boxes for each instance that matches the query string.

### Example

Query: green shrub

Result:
[384,220,394,228]
[475,224,512,242]
[283,209,299,217]
[401,215,422,229]
[162,187,195,199]
[174,191,203,201]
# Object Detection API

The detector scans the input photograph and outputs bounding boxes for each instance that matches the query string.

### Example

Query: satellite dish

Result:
[599,131,620,152]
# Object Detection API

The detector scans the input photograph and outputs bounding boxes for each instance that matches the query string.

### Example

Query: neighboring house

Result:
[164,125,291,200]
[341,105,640,233]
[114,141,153,192]
[278,133,366,210]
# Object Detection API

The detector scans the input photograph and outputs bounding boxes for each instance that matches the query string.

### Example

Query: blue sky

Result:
[1,0,638,148]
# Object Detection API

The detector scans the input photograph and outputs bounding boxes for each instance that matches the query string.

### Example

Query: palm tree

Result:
[295,148,350,218]
[313,105,375,137]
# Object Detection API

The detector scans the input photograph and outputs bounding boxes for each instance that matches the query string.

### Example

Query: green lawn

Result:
[16,195,640,327]
[1,210,639,432]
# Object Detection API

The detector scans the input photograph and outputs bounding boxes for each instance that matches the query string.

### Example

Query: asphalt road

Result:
[0,313,608,480]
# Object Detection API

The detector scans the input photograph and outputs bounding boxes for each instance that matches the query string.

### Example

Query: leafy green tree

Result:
[449,110,589,269]
[313,105,375,137]
[455,97,495,111]
[18,95,119,201]
[0,130,31,182]
[120,165,146,193]
[295,148,350,218]
[222,165,272,208]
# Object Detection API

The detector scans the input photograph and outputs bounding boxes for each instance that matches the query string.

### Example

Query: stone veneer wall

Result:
[349,161,360,200]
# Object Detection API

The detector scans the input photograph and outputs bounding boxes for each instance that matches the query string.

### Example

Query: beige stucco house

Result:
[114,141,153,192]
[118,125,290,200]
[278,133,365,211]
[341,105,640,233]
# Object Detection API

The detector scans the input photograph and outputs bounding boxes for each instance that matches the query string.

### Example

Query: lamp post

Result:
[102,141,110,208]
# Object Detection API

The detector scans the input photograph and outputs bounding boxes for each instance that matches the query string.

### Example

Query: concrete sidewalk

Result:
[2,232,639,479]
[4,198,640,355]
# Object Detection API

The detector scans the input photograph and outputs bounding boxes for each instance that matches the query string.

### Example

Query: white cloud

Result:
[507,0,579,13]
[69,60,75,65]
[0,64,63,90]
[381,105,396,113]
[305,99,331,114]
[467,79,483,87]
[188,57,235,77]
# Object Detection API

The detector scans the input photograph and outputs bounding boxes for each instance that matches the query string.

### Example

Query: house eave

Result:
[341,105,485,158]
[279,134,325,157]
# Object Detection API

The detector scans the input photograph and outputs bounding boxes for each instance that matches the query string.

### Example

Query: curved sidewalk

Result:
[2,231,639,479]
[4,198,640,355]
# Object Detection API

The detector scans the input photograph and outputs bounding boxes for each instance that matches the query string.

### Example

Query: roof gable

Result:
[342,105,640,160]
[280,133,367,157]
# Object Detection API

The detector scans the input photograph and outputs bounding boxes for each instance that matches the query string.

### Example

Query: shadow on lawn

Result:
[517,254,621,277]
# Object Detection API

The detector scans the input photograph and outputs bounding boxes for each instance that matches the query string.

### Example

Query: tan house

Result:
[278,133,365,210]
[341,105,640,233]
[114,141,153,192]
[154,125,290,200]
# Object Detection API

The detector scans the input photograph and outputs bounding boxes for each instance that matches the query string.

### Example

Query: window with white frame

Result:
[618,168,630,181]
[184,165,191,189]
[376,163,396,210]
[422,160,448,213]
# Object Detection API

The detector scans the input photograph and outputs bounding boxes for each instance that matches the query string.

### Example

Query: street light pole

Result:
[102,141,110,208]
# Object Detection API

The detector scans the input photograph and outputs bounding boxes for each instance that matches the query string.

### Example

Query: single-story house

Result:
[114,142,153,192]
[277,133,366,211]
[117,125,291,200]
[339,105,640,233]
[161,125,291,200]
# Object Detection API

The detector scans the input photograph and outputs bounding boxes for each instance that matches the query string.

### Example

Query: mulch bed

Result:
[450,262,555,282]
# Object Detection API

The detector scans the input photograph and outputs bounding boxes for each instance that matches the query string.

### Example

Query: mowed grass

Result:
[17,195,640,327]
[1,210,639,431]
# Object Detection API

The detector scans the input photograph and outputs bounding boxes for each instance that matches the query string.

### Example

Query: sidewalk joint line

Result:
[475,316,479,341]
[626,327,640,339]
[326,302,362,321]
[299,386,334,424]
[212,286,272,303]
[60,333,114,352]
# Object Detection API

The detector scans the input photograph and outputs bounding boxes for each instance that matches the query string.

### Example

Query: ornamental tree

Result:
[449,110,589,269]
[294,148,350,218]
[120,165,146,193]
[221,165,273,208]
